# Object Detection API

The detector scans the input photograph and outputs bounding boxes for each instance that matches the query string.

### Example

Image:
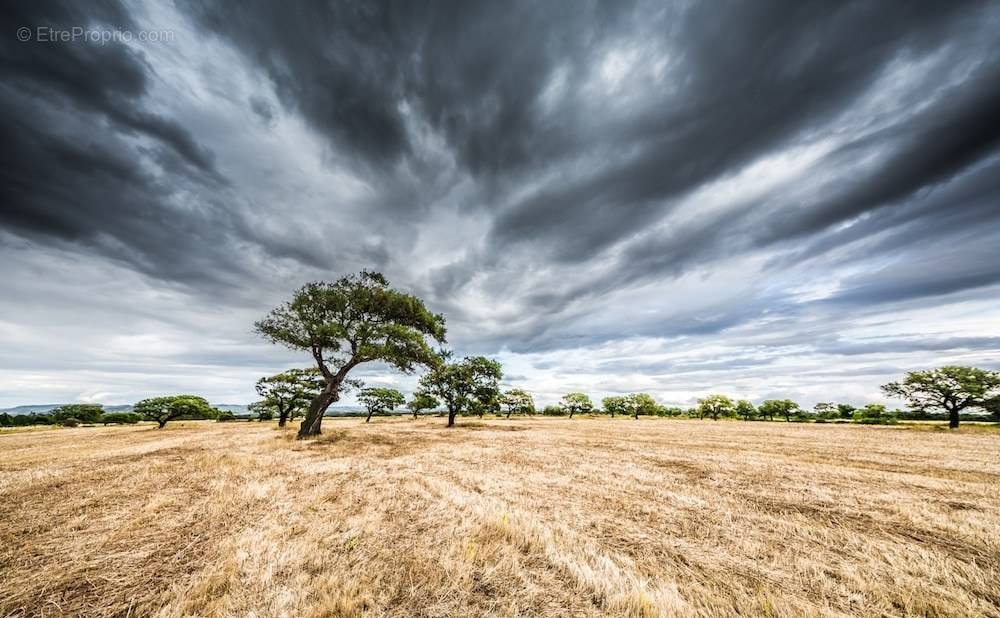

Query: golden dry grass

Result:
[2,418,999,617]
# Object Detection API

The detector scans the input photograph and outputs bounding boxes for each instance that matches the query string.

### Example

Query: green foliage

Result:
[541,404,565,416]
[560,393,593,418]
[602,395,630,418]
[0,413,12,427]
[852,404,896,424]
[601,393,658,418]
[758,399,801,422]
[632,393,658,417]
[134,395,215,428]
[418,355,503,426]
[502,389,535,418]
[248,401,276,421]
[836,403,857,419]
[358,387,406,422]
[217,410,237,422]
[255,272,447,437]
[256,368,324,426]
[696,394,735,420]
[882,366,1000,428]
[61,417,80,427]
[407,391,440,418]
[100,412,141,425]
[735,399,756,420]
[655,406,685,417]
[50,404,104,424]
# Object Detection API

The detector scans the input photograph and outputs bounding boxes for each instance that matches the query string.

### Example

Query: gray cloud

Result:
[1,0,999,407]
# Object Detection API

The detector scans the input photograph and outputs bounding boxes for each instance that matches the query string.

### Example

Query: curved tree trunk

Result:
[447,407,457,427]
[157,418,167,429]
[298,387,337,438]
[366,408,374,423]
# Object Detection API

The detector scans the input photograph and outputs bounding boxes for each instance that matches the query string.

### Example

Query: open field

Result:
[2,419,999,617]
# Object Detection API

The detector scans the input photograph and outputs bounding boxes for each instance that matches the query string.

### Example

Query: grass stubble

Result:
[1,418,998,617]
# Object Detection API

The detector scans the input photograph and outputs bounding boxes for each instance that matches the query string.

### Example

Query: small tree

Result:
[758,399,800,422]
[418,356,503,427]
[502,389,535,418]
[836,403,856,419]
[882,366,1000,429]
[358,387,405,423]
[134,395,215,429]
[248,401,276,421]
[100,412,141,425]
[407,392,439,419]
[602,395,629,418]
[561,393,593,419]
[50,404,104,424]
[255,272,447,438]
[696,394,734,420]
[255,368,325,427]
[632,393,658,418]
[735,400,756,421]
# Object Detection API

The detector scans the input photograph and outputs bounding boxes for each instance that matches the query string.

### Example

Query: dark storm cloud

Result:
[2,0,999,385]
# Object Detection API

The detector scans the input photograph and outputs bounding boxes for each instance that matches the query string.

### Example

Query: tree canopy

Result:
[418,355,503,427]
[697,394,734,420]
[255,368,325,427]
[882,366,1000,428]
[407,392,439,419]
[255,271,447,437]
[50,404,104,424]
[134,395,215,428]
[358,387,406,423]
[758,399,800,422]
[502,389,535,418]
[560,393,593,418]
[735,399,756,421]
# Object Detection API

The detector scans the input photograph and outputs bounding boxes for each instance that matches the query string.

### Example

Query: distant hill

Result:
[0,403,251,415]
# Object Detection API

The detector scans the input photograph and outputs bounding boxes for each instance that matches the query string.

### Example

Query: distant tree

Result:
[248,401,276,421]
[696,394,734,421]
[134,395,215,429]
[418,356,503,427]
[255,272,447,438]
[61,417,80,427]
[836,403,856,419]
[561,393,593,418]
[100,412,141,425]
[813,402,835,418]
[735,400,756,421]
[473,383,503,418]
[255,368,325,427]
[882,366,1000,429]
[407,392,439,419]
[50,404,103,424]
[0,412,11,427]
[541,404,565,416]
[502,389,535,418]
[758,399,800,422]
[602,395,630,418]
[216,410,237,422]
[632,393,658,418]
[853,403,895,424]
[358,387,405,423]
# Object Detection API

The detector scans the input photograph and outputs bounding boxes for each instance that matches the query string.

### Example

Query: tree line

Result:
[4,273,997,431]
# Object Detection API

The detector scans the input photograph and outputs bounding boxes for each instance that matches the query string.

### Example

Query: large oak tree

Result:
[255,272,446,438]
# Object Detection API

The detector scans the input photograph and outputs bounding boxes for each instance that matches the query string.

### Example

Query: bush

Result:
[100,412,141,425]
[216,411,237,422]
[541,404,566,416]
[61,417,80,427]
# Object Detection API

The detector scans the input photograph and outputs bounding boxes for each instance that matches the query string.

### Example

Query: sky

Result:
[1,0,999,409]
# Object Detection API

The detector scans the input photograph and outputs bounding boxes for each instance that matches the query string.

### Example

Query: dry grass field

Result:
[1,418,999,617]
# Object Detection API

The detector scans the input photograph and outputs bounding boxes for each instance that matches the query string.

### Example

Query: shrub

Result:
[541,404,566,416]
[100,412,141,425]
[61,417,80,427]
[217,411,237,422]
